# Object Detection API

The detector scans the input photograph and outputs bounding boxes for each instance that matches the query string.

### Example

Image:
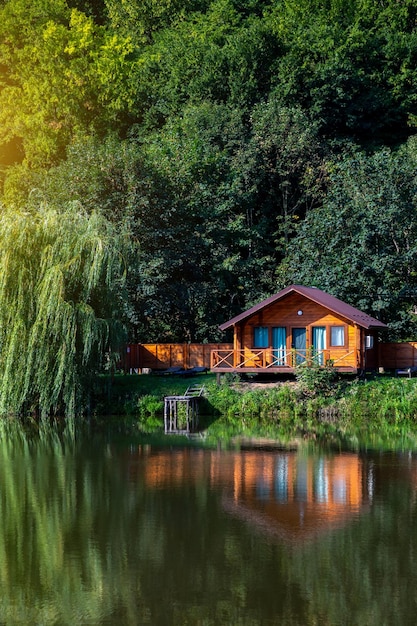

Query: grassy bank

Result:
[99,371,417,449]
[205,376,417,449]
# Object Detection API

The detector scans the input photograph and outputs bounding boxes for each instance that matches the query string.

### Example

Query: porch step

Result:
[184,385,205,397]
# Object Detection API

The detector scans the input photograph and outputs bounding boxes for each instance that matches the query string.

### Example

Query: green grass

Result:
[106,371,216,399]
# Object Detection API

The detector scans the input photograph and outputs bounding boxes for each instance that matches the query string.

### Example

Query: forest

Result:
[1,0,417,416]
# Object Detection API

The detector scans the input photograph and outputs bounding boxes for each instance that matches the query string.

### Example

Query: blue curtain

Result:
[272,327,286,365]
[254,326,269,348]
[312,326,326,365]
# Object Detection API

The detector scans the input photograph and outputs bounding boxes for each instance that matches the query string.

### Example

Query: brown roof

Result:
[219,285,388,331]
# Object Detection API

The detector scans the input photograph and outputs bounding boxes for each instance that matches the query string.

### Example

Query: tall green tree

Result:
[239,101,326,256]
[104,0,210,43]
[0,203,127,418]
[125,0,279,128]
[280,142,417,338]
[268,0,417,144]
[22,102,326,343]
[0,0,133,173]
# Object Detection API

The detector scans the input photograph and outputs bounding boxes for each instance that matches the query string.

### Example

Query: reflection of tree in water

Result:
[1,430,417,625]
[287,454,417,626]
[0,426,136,623]
[0,429,305,624]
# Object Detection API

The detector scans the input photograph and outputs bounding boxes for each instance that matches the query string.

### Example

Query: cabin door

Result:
[292,328,306,365]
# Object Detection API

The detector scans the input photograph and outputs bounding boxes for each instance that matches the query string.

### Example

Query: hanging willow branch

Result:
[0,203,127,418]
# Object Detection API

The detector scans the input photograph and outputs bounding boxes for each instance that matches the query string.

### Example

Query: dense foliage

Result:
[1,0,417,414]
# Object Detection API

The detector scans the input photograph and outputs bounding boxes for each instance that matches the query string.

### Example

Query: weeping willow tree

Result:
[0,203,127,418]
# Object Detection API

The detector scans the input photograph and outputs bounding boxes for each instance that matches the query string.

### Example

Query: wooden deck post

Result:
[164,385,205,434]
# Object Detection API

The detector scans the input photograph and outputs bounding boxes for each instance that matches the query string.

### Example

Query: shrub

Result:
[205,381,242,422]
[295,361,337,397]
[137,395,163,432]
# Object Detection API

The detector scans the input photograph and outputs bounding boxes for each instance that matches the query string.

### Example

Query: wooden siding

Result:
[124,343,233,372]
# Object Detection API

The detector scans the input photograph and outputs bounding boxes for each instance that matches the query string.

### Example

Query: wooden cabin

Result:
[211,285,388,375]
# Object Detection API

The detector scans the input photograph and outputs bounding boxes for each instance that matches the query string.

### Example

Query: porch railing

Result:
[211,348,358,369]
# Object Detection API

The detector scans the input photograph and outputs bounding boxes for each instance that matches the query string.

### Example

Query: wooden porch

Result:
[124,342,417,377]
[210,348,360,374]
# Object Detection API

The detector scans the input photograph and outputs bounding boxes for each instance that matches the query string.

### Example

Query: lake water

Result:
[1,432,417,625]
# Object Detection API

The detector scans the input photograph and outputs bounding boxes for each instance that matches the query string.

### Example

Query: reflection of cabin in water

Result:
[126,448,371,543]
[211,285,388,375]
[222,452,368,542]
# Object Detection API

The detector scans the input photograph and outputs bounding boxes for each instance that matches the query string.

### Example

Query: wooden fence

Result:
[123,341,417,373]
[124,343,233,372]
[379,342,417,369]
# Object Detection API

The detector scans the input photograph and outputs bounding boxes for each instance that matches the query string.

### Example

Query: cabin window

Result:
[312,326,326,365]
[254,326,269,348]
[365,335,374,349]
[330,326,345,347]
